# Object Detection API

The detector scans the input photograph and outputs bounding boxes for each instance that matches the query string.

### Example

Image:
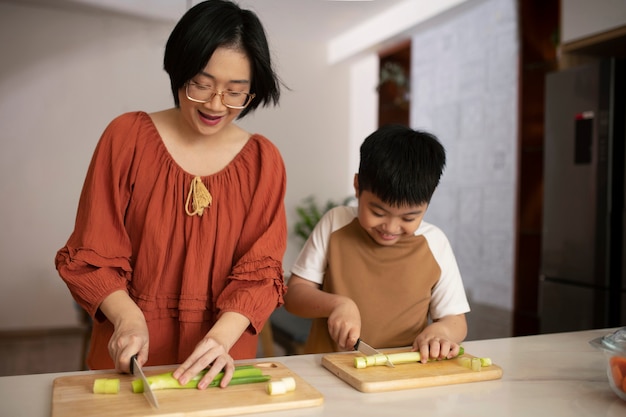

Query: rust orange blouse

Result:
[55,111,287,369]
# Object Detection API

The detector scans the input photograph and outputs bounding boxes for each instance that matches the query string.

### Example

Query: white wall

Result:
[236,35,363,272]
[410,0,519,311]
[0,0,518,331]
[0,2,174,329]
[0,1,358,329]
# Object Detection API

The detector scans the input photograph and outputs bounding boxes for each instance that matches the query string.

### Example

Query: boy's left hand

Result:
[412,334,461,363]
[411,314,467,363]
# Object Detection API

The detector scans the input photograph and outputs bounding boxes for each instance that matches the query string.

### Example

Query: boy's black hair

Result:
[163,0,281,119]
[357,124,446,206]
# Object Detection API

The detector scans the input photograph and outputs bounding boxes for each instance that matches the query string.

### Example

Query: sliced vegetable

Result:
[354,347,465,368]
[479,357,492,367]
[93,378,120,394]
[458,356,492,371]
[609,356,626,393]
[458,357,471,369]
[132,365,269,393]
[266,377,297,395]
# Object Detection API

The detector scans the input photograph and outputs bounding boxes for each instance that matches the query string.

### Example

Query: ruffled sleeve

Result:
[215,136,288,333]
[55,113,140,320]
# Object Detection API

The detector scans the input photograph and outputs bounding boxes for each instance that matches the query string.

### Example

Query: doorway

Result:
[378,40,411,127]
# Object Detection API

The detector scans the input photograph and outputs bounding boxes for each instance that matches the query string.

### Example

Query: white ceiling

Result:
[12,0,409,42]
[12,0,469,63]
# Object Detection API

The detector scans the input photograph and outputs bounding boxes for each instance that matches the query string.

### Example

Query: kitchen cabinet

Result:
[561,0,626,44]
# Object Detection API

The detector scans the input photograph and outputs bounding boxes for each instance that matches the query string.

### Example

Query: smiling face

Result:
[178,46,252,136]
[354,177,428,246]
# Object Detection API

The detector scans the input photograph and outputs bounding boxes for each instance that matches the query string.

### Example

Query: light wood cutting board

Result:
[52,361,323,417]
[322,350,503,393]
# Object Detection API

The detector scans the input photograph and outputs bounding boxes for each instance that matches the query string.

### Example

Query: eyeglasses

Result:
[185,80,255,109]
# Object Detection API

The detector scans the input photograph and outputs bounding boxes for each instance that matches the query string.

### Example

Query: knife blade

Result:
[131,354,159,409]
[354,338,395,367]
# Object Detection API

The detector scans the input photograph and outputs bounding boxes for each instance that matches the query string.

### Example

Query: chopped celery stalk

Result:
[267,377,297,395]
[219,375,270,386]
[267,380,287,395]
[93,378,120,394]
[458,357,472,369]
[354,354,395,369]
[354,346,465,368]
[280,377,296,392]
[458,356,492,371]
[132,365,266,393]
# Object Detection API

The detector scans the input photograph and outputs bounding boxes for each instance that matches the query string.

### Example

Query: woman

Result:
[55,0,286,389]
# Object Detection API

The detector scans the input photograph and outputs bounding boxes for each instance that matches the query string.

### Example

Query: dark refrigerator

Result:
[539,58,626,333]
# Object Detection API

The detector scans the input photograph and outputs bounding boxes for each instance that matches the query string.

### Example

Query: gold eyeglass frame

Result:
[185,81,255,109]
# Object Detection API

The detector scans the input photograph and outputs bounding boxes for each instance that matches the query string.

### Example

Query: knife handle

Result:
[353,339,361,351]
[130,353,138,374]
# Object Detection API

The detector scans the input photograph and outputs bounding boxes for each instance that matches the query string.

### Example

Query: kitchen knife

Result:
[354,338,395,368]
[131,354,159,409]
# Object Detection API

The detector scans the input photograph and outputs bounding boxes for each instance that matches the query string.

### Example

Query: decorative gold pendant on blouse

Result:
[185,176,212,216]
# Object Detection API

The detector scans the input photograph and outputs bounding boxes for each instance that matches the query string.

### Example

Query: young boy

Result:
[284,124,469,362]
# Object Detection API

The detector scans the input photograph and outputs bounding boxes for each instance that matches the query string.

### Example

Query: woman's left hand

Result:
[172,311,250,389]
[172,336,235,389]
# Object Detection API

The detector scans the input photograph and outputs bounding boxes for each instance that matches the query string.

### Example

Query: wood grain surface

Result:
[322,350,503,393]
[52,361,323,417]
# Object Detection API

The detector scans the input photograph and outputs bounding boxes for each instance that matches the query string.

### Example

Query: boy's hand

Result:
[411,314,467,362]
[327,297,361,351]
[412,335,460,363]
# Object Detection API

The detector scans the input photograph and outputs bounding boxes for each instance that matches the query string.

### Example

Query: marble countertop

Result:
[1,328,625,416]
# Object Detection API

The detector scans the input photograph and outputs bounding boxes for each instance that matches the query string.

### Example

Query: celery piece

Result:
[458,357,472,369]
[267,380,287,395]
[354,346,466,369]
[217,375,270,387]
[93,378,120,394]
[280,377,296,392]
[266,377,297,396]
[132,365,265,393]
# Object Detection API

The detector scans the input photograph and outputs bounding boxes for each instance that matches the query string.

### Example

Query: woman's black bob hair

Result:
[163,0,281,119]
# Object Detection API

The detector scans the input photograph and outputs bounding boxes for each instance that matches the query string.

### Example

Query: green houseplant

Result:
[293,195,354,244]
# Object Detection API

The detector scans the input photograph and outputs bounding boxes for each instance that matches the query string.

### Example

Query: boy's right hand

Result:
[327,297,361,351]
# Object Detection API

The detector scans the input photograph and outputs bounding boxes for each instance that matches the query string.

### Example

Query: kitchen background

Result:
[1,0,625,375]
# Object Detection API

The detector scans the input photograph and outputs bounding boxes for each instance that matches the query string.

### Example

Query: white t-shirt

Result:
[291,206,470,320]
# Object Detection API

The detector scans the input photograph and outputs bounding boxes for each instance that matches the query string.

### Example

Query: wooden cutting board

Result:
[322,350,503,393]
[52,361,323,417]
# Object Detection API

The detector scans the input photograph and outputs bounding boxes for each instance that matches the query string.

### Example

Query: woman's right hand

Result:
[108,315,149,373]
[99,290,150,373]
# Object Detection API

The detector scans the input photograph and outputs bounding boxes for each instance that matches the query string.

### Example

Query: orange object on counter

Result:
[610,356,626,392]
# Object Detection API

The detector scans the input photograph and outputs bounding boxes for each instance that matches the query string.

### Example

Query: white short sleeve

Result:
[290,206,357,284]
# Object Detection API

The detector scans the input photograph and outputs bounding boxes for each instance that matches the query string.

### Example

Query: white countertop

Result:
[1,328,625,416]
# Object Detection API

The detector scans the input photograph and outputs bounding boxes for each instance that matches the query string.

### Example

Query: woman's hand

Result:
[108,315,149,373]
[172,336,235,389]
[99,290,150,373]
[173,311,250,389]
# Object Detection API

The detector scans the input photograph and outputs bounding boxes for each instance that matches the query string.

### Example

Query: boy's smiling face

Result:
[355,189,428,246]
